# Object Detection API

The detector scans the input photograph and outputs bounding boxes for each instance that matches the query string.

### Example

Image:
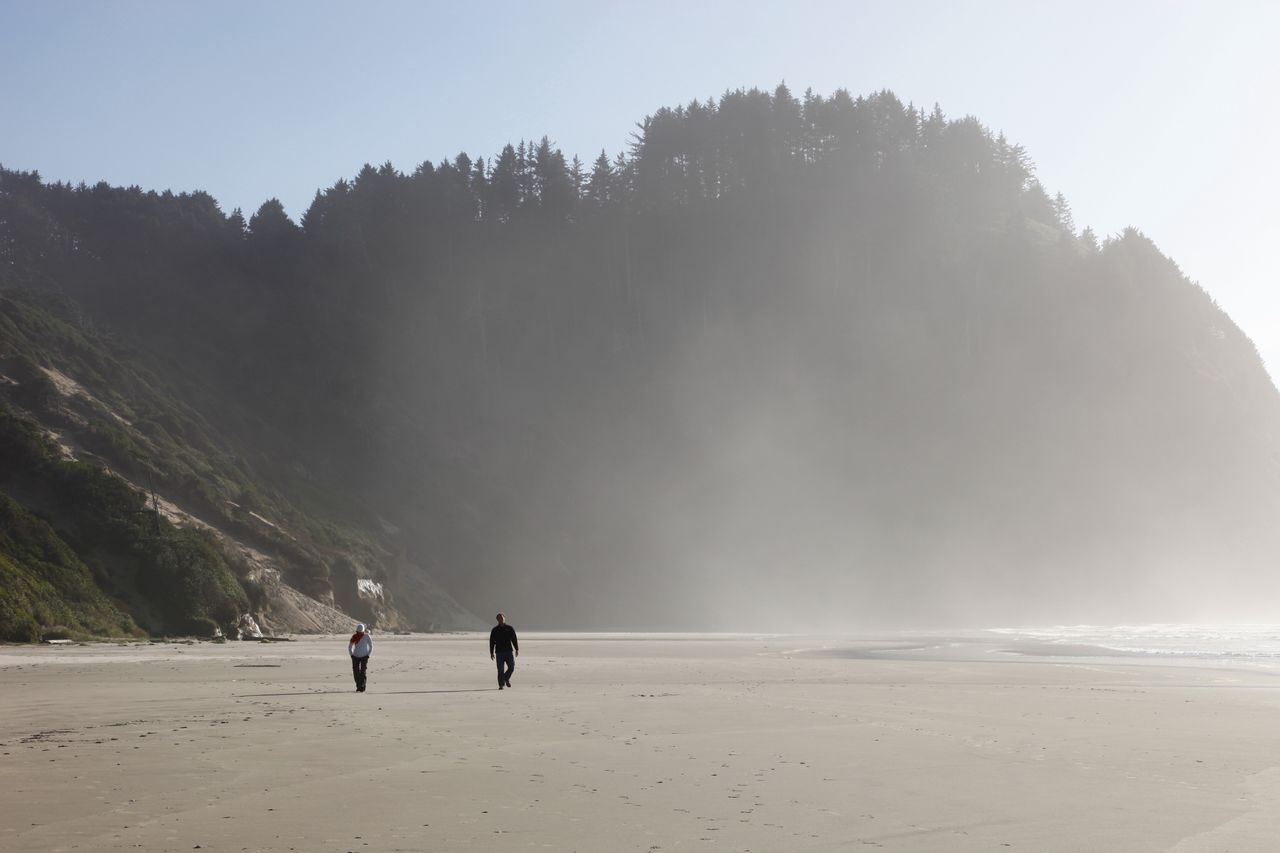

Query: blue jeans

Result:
[495,650,515,686]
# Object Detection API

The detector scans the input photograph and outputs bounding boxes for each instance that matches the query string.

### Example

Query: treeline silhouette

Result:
[3,85,1279,627]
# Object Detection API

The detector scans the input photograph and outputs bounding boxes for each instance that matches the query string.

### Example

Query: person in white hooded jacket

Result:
[348,623,373,692]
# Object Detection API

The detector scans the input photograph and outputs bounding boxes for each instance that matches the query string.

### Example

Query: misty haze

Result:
[6,87,1277,634]
[6,2,1280,851]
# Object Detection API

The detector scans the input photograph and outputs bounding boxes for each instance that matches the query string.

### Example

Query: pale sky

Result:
[4,0,1278,375]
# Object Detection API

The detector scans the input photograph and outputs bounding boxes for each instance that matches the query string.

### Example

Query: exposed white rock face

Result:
[236,613,264,640]
[356,579,385,601]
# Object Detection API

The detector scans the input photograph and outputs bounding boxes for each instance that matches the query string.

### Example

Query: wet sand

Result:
[3,633,1280,852]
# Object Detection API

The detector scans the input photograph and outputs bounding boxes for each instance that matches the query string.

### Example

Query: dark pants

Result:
[495,649,515,686]
[351,655,369,690]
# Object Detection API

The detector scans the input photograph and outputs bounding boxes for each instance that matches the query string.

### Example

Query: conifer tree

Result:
[585,151,613,209]
[488,144,520,222]
[1053,191,1076,235]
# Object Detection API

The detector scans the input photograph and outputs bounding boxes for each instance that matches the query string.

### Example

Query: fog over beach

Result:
[6,2,1280,850]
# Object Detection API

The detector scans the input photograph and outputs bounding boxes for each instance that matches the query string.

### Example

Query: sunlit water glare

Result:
[988,624,1280,661]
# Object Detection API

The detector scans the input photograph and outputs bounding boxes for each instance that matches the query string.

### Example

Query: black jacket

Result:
[489,623,518,655]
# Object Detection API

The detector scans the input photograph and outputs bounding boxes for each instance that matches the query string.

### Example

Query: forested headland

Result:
[3,85,1278,637]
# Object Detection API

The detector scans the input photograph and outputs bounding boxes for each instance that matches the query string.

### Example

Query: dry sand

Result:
[3,633,1280,852]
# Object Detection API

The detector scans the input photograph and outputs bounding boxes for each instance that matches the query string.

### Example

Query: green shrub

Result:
[0,499,138,641]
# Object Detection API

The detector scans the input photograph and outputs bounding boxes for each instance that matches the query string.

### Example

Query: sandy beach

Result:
[3,633,1280,852]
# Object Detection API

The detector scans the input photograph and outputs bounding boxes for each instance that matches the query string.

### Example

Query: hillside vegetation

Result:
[0,290,474,639]
[0,490,138,641]
[0,405,244,640]
[3,85,1278,630]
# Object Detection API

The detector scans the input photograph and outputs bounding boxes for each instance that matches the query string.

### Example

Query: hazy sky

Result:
[4,0,1278,374]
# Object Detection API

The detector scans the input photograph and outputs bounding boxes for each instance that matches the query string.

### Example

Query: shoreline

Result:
[10,627,1280,669]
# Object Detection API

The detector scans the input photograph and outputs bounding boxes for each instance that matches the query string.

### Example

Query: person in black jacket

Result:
[489,612,519,689]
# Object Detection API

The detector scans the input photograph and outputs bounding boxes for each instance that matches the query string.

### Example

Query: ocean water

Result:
[987,624,1280,662]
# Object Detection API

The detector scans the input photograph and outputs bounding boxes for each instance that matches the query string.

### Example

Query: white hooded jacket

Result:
[349,624,373,658]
